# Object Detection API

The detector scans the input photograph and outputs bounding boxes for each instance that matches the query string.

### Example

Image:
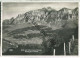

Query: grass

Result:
[2,22,78,55]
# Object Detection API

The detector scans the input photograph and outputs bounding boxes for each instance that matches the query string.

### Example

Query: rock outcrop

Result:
[3,7,78,28]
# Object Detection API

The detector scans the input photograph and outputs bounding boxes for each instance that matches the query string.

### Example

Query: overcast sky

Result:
[3,2,78,20]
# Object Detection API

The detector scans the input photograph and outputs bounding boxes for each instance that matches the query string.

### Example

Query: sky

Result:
[3,2,78,20]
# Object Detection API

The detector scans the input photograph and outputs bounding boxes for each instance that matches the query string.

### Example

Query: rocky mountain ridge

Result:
[3,7,78,28]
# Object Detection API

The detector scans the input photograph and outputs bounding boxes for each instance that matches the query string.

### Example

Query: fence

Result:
[53,35,75,55]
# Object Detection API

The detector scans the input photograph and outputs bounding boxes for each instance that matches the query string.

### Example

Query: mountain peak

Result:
[3,7,78,26]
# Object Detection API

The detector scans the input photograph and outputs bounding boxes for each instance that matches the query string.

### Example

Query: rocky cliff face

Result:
[3,7,78,28]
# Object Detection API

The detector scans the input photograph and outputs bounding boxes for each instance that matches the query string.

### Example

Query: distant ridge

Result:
[3,7,78,29]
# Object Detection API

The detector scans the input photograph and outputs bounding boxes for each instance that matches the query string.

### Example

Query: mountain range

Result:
[3,7,78,29]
